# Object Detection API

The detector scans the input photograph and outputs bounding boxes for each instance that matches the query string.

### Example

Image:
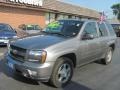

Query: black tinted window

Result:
[83,22,98,38]
[98,23,108,36]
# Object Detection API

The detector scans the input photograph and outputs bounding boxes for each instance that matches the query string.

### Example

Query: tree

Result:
[111,3,120,21]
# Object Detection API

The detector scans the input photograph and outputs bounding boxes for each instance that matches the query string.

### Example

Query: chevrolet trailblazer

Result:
[5,20,117,87]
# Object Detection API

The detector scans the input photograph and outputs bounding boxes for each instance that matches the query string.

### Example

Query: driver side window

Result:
[82,22,98,40]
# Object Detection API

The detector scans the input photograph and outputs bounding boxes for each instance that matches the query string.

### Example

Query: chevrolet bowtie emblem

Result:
[12,49,18,54]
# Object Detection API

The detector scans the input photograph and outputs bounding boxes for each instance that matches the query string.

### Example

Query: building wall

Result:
[0,6,46,29]
[45,12,83,25]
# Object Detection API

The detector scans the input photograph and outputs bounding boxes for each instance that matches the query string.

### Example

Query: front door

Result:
[78,22,101,65]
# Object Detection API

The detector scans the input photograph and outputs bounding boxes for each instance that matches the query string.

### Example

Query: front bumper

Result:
[5,54,55,82]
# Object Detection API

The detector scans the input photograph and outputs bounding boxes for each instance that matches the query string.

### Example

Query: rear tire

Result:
[101,47,113,65]
[49,57,74,88]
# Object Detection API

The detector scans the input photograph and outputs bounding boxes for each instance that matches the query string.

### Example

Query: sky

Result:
[62,0,120,18]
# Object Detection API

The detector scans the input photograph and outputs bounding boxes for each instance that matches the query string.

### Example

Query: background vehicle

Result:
[0,23,17,45]
[18,24,42,35]
[111,23,120,37]
[5,20,116,88]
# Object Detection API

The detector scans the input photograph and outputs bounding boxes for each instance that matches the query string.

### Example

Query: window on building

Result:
[63,15,68,19]
[45,13,50,25]
[68,15,72,19]
[72,16,76,19]
[45,13,55,25]
[55,13,58,20]
[50,13,55,22]
[57,14,64,20]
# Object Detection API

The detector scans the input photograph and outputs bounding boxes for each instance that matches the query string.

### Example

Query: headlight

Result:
[28,50,47,63]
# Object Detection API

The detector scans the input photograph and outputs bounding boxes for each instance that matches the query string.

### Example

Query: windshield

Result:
[0,24,14,32]
[26,25,41,30]
[43,20,83,37]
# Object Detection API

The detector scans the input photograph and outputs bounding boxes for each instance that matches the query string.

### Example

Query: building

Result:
[0,0,100,29]
[108,17,120,24]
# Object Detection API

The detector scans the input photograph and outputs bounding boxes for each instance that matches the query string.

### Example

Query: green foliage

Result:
[111,3,120,21]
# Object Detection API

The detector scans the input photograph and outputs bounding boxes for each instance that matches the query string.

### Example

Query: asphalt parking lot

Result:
[0,38,120,90]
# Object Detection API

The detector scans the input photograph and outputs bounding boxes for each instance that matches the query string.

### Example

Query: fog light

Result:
[27,70,37,76]
[23,72,28,77]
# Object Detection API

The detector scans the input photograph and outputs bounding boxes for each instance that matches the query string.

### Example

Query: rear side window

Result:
[98,23,108,36]
[106,23,116,35]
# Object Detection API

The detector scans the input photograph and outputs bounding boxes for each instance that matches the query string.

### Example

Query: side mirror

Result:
[81,33,94,40]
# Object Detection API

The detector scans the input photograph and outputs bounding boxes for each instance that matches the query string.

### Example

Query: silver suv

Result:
[5,20,117,87]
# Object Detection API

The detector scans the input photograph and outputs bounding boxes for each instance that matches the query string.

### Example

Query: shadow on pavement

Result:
[41,81,92,90]
[63,81,92,90]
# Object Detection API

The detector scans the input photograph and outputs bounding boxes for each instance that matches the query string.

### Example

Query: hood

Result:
[0,31,16,38]
[12,35,66,50]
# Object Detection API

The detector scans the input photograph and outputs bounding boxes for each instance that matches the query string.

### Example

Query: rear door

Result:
[97,22,110,57]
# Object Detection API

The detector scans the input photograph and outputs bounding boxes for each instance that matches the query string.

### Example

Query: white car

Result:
[18,24,42,35]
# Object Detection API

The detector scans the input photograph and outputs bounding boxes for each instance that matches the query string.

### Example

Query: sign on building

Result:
[9,0,43,6]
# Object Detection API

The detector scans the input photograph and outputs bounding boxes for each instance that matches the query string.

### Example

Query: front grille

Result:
[9,45,27,61]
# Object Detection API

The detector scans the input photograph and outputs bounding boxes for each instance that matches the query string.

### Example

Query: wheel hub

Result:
[58,63,71,83]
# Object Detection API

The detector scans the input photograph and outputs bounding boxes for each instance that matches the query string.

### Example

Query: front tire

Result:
[49,57,74,88]
[101,47,113,65]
